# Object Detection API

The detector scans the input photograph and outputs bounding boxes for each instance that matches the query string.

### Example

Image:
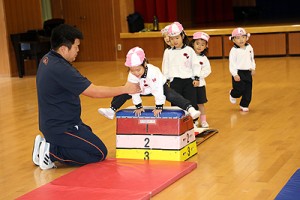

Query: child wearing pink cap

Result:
[98,47,200,119]
[162,22,201,126]
[189,32,211,128]
[161,24,174,87]
[228,27,256,112]
[161,25,172,48]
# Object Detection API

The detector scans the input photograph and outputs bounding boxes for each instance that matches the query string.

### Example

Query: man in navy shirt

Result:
[33,24,140,170]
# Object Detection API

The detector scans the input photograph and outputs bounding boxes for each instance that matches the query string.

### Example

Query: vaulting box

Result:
[116,140,197,161]
[116,107,193,135]
[116,107,197,161]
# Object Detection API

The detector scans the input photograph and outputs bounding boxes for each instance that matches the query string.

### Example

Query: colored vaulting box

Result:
[116,107,193,135]
[116,141,198,161]
[116,107,197,161]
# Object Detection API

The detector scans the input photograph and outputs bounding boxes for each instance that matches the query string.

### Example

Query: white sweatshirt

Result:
[195,54,211,87]
[127,64,166,106]
[162,45,201,81]
[229,43,256,76]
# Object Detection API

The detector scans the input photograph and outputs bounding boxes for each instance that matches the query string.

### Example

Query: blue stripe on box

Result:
[116,108,186,119]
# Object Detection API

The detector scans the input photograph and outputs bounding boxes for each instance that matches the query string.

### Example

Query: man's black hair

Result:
[51,24,83,50]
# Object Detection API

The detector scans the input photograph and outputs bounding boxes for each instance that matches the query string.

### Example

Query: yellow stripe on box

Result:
[116,141,197,161]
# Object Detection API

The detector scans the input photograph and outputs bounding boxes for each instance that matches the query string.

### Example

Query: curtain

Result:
[41,0,52,21]
[194,0,234,24]
[134,0,177,23]
[134,0,234,25]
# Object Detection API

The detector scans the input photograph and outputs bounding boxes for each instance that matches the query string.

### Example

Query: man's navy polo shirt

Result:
[36,50,91,135]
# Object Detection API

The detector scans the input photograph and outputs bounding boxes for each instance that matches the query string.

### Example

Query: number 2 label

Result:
[144,137,150,148]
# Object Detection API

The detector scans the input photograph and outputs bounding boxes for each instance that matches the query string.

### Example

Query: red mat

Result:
[17,159,197,200]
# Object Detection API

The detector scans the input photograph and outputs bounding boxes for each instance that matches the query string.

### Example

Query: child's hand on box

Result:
[153,109,162,117]
[134,108,145,116]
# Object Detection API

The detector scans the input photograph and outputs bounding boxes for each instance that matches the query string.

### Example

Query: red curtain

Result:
[194,0,234,24]
[134,0,177,23]
[134,0,234,25]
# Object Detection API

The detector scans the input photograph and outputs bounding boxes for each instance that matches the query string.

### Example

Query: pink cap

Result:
[229,27,250,40]
[193,32,210,42]
[161,25,170,36]
[167,22,184,36]
[125,47,145,67]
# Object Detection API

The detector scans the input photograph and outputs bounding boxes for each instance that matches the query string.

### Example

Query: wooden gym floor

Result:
[1,56,300,199]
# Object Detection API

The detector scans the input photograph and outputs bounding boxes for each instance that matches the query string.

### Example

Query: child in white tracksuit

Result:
[228,27,256,112]
[98,47,200,119]
[162,22,201,124]
[98,26,173,119]
[189,32,211,128]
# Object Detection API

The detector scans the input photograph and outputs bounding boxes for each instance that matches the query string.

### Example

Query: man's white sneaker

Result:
[32,135,45,166]
[39,140,56,170]
[201,121,209,128]
[98,108,115,120]
[240,106,249,112]
[188,107,201,119]
[229,90,236,104]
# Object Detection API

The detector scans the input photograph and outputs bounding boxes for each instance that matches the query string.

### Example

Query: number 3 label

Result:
[144,151,150,160]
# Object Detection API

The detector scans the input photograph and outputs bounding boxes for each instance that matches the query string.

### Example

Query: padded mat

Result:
[17,159,197,200]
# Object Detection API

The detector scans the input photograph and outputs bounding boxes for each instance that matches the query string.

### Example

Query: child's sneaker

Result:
[32,135,45,166]
[188,107,201,119]
[240,106,249,112]
[98,108,115,120]
[201,121,209,128]
[229,90,236,104]
[39,140,56,170]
